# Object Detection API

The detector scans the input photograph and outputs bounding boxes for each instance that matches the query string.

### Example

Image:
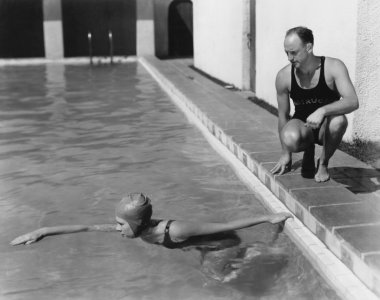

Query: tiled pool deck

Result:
[140,56,380,299]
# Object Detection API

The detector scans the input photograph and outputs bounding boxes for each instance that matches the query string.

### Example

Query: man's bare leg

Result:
[315,115,348,182]
[281,119,314,150]
[281,119,315,175]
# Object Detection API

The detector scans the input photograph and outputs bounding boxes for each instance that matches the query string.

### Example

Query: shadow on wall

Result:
[339,140,380,170]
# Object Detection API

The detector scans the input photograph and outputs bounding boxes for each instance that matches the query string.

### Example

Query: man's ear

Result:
[306,43,313,52]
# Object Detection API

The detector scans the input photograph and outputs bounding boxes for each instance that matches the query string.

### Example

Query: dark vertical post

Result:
[88,32,93,64]
[250,0,256,92]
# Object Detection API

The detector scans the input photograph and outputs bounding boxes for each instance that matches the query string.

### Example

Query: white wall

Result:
[193,0,250,89]
[43,0,64,59]
[43,21,64,59]
[354,0,380,144]
[192,0,379,144]
[255,0,358,140]
[137,0,155,56]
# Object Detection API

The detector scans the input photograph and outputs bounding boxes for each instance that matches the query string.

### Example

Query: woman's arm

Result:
[10,224,117,246]
[171,212,293,239]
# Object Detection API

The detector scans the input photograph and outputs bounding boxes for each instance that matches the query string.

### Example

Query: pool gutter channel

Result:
[139,56,380,300]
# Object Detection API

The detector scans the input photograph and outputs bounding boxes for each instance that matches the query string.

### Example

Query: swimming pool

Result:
[0,62,340,299]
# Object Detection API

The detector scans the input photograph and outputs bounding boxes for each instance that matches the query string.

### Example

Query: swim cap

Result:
[115,193,152,237]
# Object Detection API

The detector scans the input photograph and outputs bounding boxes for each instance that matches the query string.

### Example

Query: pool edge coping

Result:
[0,56,138,66]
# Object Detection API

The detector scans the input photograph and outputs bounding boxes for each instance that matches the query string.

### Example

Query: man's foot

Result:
[315,158,330,182]
[301,145,315,179]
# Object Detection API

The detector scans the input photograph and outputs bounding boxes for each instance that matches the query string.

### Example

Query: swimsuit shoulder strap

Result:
[319,56,326,84]
[165,220,173,234]
[162,220,178,248]
[290,63,296,88]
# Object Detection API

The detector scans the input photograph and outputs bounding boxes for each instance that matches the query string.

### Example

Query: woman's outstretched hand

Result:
[10,229,44,246]
[10,224,111,246]
[268,212,293,224]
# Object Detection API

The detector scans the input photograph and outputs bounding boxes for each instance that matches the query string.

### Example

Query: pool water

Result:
[0,62,340,299]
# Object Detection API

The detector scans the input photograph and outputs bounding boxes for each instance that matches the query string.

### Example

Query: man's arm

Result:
[271,68,292,174]
[10,224,117,245]
[275,69,292,146]
[306,58,359,128]
[170,213,293,239]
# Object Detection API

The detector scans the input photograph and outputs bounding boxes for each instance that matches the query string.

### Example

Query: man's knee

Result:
[281,128,302,152]
[328,115,348,134]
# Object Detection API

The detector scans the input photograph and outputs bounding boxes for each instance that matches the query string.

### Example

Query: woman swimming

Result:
[11,193,293,283]
[11,193,293,247]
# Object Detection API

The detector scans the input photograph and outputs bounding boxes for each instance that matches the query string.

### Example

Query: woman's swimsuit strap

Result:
[162,220,180,249]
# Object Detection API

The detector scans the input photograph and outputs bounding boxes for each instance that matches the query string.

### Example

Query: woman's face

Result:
[115,216,135,238]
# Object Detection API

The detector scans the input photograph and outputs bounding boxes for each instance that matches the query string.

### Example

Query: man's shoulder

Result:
[324,56,345,68]
[277,63,292,76]
[276,64,291,89]
[324,56,347,76]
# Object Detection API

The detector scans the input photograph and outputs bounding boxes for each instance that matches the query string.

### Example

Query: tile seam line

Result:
[273,173,303,177]
[333,222,380,230]
[139,57,379,300]
[309,202,367,209]
[289,185,347,191]
[247,151,283,154]
[363,251,380,256]
[289,185,355,190]
[274,175,379,185]
[240,141,281,144]
[332,224,380,236]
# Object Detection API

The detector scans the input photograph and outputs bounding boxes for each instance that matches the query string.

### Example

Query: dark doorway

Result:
[0,0,45,58]
[168,0,193,58]
[62,0,136,57]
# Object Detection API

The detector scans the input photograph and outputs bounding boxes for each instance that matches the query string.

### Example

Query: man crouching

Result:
[271,26,359,182]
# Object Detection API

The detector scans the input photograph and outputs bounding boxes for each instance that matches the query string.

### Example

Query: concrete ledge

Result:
[0,56,137,66]
[139,56,380,299]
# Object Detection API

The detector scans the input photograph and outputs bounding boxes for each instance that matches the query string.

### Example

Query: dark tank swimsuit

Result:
[157,220,240,250]
[290,56,341,143]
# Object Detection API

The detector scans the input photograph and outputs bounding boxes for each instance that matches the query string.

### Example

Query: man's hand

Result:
[268,212,293,224]
[10,229,44,246]
[305,108,325,129]
[271,152,292,175]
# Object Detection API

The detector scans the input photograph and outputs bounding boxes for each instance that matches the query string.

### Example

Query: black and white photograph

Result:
[0,0,379,299]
